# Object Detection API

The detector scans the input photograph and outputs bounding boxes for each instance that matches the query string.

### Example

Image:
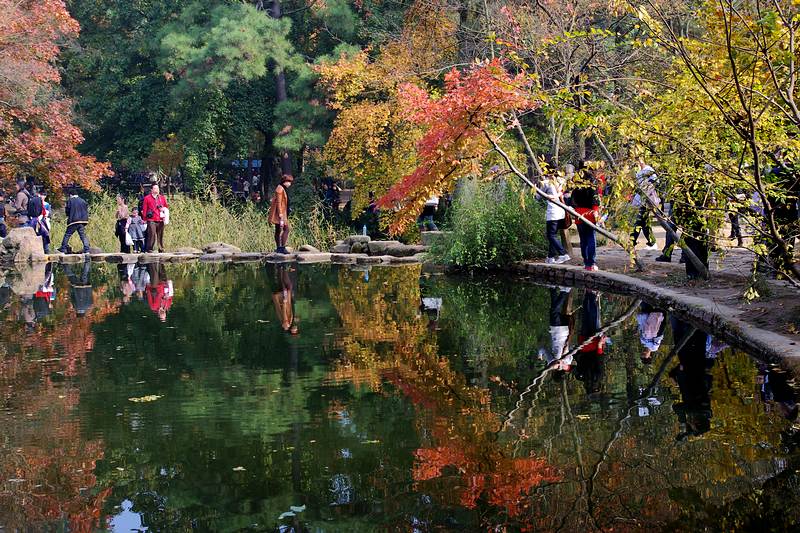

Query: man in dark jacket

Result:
[58,188,91,254]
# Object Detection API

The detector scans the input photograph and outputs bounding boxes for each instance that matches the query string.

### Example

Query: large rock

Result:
[232,253,265,262]
[1,227,45,264]
[175,247,203,255]
[265,252,297,263]
[344,235,371,245]
[296,252,332,263]
[298,244,320,253]
[386,244,427,257]
[203,242,242,254]
[331,243,350,254]
[420,231,449,247]
[350,242,367,254]
[331,253,364,264]
[367,240,402,255]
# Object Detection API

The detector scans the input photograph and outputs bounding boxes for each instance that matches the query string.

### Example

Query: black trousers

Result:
[60,223,90,253]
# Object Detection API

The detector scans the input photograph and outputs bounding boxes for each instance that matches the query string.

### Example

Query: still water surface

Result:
[0,262,798,531]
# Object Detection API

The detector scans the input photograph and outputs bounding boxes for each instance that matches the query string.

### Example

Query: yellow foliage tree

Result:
[316,0,458,216]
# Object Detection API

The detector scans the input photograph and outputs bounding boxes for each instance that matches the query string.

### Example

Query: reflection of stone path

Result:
[515,231,800,366]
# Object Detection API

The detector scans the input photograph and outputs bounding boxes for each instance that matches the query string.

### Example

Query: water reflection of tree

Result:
[329,266,560,528]
[0,272,118,531]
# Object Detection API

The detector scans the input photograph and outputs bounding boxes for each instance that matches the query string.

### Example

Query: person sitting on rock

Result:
[58,187,91,254]
[268,174,293,254]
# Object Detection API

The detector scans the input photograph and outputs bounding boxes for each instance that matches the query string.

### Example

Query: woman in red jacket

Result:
[142,184,169,252]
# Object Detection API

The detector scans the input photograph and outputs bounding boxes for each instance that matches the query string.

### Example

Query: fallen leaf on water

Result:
[290,505,306,513]
[576,414,590,420]
[278,511,295,520]
[116,467,125,472]
[361,440,380,444]
[128,395,163,403]
[257,319,269,323]
[232,466,246,472]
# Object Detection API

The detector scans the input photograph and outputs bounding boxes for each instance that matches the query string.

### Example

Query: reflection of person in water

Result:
[757,364,799,421]
[670,318,715,440]
[272,264,298,334]
[118,264,135,304]
[419,295,443,331]
[145,263,173,322]
[546,287,574,373]
[131,264,149,300]
[575,289,605,395]
[63,260,93,316]
[636,302,666,364]
[33,263,55,321]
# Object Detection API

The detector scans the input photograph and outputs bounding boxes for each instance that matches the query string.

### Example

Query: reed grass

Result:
[50,194,348,253]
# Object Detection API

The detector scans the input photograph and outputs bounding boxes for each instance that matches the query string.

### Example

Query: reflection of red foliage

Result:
[0,283,120,529]
[414,447,560,518]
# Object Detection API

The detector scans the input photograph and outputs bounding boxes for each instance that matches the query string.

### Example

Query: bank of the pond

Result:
[5,225,798,367]
[509,256,800,368]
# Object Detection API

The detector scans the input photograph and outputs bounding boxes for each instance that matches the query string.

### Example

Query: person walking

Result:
[542,174,570,264]
[13,179,31,225]
[115,194,131,253]
[571,163,602,271]
[58,188,91,254]
[28,188,51,253]
[418,195,440,231]
[142,184,169,253]
[631,160,660,250]
[268,174,293,254]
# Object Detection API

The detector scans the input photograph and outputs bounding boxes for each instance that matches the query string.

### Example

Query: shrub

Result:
[430,178,546,269]
[50,193,347,253]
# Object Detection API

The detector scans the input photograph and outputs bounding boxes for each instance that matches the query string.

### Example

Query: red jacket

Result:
[147,282,173,314]
[142,194,169,222]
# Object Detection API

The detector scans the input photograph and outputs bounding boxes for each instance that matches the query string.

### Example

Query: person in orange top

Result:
[268,174,293,254]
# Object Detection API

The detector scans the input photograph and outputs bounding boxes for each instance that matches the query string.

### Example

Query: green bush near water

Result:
[50,194,348,253]
[429,179,546,270]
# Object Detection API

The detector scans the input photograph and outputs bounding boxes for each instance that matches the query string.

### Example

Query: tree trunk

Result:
[269,0,293,177]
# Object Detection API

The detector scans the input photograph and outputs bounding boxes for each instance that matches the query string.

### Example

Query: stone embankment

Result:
[0,228,430,267]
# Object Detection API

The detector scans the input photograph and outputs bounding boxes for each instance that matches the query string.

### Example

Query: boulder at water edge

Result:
[175,247,203,255]
[203,242,242,254]
[344,235,371,245]
[1,227,45,264]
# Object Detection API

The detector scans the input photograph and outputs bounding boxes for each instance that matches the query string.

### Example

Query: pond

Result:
[0,261,798,531]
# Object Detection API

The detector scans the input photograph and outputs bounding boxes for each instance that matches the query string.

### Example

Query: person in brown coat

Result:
[268,174,293,254]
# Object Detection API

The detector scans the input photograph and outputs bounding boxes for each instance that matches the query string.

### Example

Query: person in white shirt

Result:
[542,174,570,264]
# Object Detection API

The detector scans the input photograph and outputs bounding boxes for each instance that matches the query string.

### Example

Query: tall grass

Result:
[429,178,547,269]
[50,194,348,253]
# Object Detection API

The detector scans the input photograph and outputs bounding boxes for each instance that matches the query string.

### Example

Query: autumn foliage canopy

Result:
[0,0,109,192]
[378,60,537,233]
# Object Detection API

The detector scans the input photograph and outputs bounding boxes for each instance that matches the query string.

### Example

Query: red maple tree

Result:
[0,0,110,191]
[377,60,537,233]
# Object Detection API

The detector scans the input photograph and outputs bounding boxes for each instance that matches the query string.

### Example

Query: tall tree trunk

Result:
[270,0,294,177]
